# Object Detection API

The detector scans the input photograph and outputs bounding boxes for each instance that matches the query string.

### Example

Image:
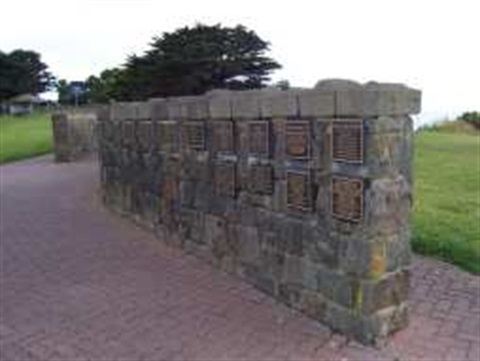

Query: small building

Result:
[3,94,46,115]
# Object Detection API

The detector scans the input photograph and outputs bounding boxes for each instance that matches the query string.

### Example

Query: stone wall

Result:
[52,111,98,162]
[98,79,421,344]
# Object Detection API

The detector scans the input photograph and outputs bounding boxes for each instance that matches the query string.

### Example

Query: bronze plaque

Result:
[332,120,364,163]
[249,164,273,195]
[285,121,310,158]
[286,171,312,211]
[249,121,269,156]
[214,162,236,197]
[184,121,205,151]
[331,176,363,221]
[212,121,234,153]
[158,121,176,151]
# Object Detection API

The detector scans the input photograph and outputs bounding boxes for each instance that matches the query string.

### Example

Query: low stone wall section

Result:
[98,79,421,344]
[51,111,98,162]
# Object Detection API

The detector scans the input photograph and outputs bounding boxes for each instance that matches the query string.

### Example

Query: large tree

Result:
[85,68,126,103]
[0,49,54,101]
[116,24,281,100]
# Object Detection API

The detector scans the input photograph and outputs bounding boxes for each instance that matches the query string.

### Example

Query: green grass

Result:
[413,130,480,273]
[0,112,53,164]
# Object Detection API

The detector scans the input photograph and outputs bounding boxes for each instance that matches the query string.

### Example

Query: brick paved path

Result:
[1,156,479,361]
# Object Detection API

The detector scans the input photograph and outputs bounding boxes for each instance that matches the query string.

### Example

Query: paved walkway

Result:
[0,156,479,361]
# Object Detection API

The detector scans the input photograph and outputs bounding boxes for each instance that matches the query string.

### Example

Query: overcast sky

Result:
[1,0,479,124]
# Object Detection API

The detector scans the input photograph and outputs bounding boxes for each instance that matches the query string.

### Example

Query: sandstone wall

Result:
[98,80,421,344]
[52,111,98,162]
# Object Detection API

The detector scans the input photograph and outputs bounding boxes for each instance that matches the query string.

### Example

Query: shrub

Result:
[459,111,480,129]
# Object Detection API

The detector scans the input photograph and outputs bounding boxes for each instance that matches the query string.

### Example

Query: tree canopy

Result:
[0,49,54,102]
[84,24,281,102]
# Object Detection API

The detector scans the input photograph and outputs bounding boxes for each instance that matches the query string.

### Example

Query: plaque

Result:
[214,162,236,197]
[249,121,269,156]
[249,164,273,195]
[331,176,363,221]
[332,120,364,163]
[158,121,176,151]
[184,121,205,151]
[286,171,312,211]
[285,121,310,158]
[212,121,234,153]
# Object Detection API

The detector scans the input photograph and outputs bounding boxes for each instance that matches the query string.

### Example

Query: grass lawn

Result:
[0,112,53,164]
[413,130,480,273]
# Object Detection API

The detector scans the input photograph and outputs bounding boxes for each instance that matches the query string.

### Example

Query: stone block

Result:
[365,82,421,116]
[282,254,305,285]
[299,290,328,320]
[179,209,205,245]
[149,98,169,120]
[238,227,261,262]
[207,90,232,119]
[243,264,276,296]
[278,282,302,307]
[335,83,421,117]
[297,89,335,117]
[353,302,409,345]
[111,102,138,121]
[364,115,413,135]
[260,90,299,118]
[231,90,262,119]
[314,79,421,116]
[312,119,332,171]
[365,175,411,236]
[303,228,337,268]
[137,102,151,120]
[96,105,111,122]
[364,126,413,181]
[314,265,355,308]
[137,121,152,151]
[167,96,208,120]
[359,269,410,315]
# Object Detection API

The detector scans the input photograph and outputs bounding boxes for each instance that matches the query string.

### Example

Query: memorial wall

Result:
[97,79,421,344]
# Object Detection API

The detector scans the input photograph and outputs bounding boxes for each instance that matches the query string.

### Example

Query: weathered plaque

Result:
[158,121,177,151]
[331,176,363,221]
[249,121,269,156]
[212,121,234,153]
[249,164,273,194]
[214,162,236,197]
[285,121,310,159]
[286,171,312,211]
[183,121,205,151]
[332,120,364,163]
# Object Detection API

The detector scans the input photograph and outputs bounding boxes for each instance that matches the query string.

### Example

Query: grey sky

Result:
[1,0,479,124]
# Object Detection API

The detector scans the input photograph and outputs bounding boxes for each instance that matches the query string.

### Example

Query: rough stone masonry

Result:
[96,79,421,345]
[52,110,98,162]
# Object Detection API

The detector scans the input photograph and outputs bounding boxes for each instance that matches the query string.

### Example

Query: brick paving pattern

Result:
[0,156,479,361]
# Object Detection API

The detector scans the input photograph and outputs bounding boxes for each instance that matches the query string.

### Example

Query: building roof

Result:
[8,94,44,104]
